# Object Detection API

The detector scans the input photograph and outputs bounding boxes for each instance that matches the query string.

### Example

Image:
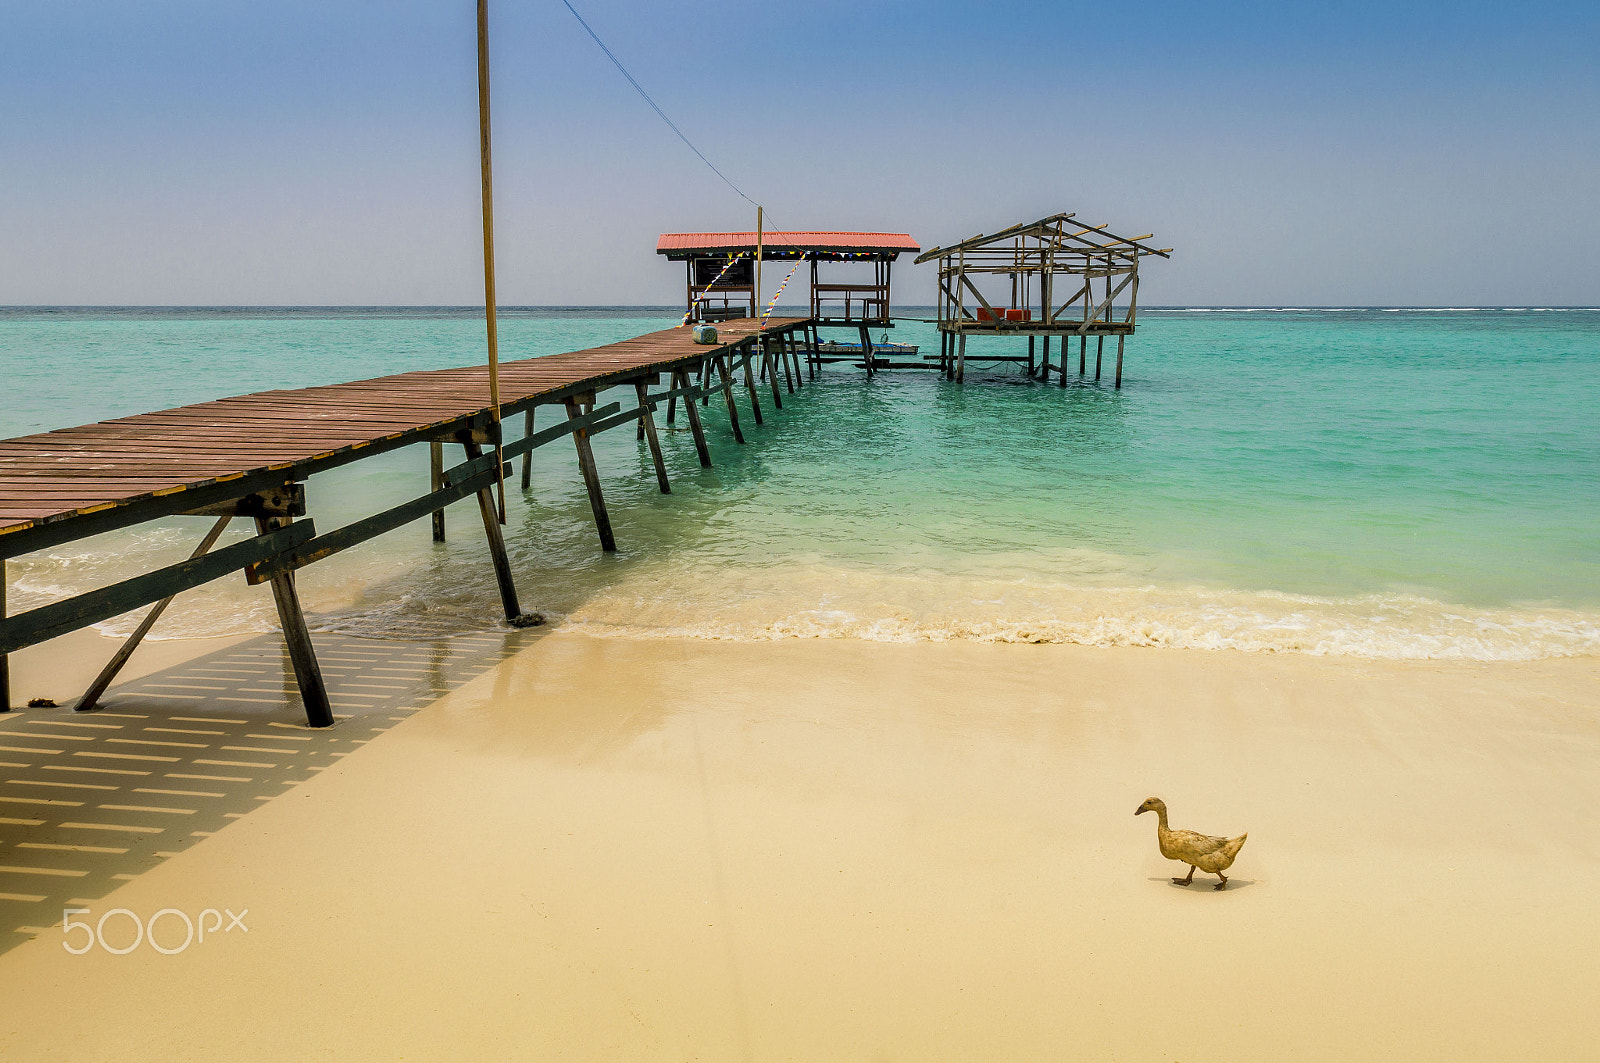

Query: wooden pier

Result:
[0,317,814,726]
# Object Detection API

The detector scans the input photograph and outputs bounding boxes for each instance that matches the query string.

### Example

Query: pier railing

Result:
[811,283,890,324]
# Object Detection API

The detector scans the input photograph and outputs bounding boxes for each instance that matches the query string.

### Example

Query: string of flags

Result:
[680,253,749,326]
[759,259,803,326]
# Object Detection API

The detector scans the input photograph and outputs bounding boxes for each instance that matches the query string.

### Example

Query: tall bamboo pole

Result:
[477,0,506,523]
[755,206,763,321]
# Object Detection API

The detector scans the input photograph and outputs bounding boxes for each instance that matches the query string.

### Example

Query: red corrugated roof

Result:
[657,231,920,255]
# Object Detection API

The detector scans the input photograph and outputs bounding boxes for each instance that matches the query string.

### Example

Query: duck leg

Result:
[1173,865,1195,886]
[1213,873,1228,891]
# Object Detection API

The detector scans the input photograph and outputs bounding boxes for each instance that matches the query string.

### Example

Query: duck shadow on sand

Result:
[1149,876,1258,892]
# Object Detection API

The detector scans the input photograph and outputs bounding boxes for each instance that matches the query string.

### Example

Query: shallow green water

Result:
[3,307,1597,658]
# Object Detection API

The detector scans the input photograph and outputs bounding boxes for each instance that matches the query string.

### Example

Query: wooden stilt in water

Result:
[460,441,533,618]
[1042,335,1052,379]
[715,355,745,443]
[1028,335,1036,376]
[563,398,617,552]
[674,369,712,467]
[76,515,232,713]
[430,441,446,541]
[634,380,671,493]
[1115,334,1125,389]
[1079,335,1087,374]
[256,515,334,728]
[742,347,765,424]
[808,326,819,378]
[779,335,795,394]
[1095,335,1103,380]
[957,332,967,383]
[785,332,801,389]
[765,338,784,409]
[859,324,875,377]
[519,408,534,489]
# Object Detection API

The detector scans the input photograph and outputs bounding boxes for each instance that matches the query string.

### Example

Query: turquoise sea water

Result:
[2,307,1597,659]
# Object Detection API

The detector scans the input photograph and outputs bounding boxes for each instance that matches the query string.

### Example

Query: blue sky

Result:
[2,1,1596,305]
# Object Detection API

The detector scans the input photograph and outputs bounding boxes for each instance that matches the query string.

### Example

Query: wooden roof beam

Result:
[913,212,1077,263]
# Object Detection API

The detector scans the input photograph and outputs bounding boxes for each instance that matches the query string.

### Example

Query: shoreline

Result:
[2,631,1597,1059]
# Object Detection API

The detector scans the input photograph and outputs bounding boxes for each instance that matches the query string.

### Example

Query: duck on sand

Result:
[1136,797,1247,890]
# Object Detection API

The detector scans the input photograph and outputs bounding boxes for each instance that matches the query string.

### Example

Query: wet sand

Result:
[2,633,1597,1060]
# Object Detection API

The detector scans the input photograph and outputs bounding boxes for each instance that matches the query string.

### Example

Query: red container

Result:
[1006,308,1031,321]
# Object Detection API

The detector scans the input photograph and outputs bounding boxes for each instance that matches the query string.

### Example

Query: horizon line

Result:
[4,304,1598,313]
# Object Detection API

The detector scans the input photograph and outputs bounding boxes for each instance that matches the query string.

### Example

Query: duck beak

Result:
[1134,805,1146,816]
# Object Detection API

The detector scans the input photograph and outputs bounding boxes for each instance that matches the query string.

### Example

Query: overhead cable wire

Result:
[558,0,762,212]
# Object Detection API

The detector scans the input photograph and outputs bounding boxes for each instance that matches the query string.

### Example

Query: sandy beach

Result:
[7,0,1598,1057]
[2,632,1596,1061]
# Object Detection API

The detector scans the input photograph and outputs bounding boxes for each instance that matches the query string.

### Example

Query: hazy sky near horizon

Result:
[3,1,1597,307]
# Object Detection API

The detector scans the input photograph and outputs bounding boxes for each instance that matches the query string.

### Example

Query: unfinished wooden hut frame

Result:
[656,230,920,374]
[915,212,1171,386]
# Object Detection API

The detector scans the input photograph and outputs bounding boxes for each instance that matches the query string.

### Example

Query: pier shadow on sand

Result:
[0,628,538,955]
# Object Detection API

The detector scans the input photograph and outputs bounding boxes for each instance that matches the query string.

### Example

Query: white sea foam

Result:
[10,530,1597,662]
[6,515,1594,662]
[547,567,1600,662]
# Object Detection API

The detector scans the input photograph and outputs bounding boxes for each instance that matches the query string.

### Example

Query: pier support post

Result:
[741,347,764,425]
[519,408,534,489]
[778,335,795,394]
[715,355,745,444]
[430,441,446,541]
[859,325,875,377]
[1079,336,1087,375]
[1096,335,1103,380]
[462,442,539,621]
[784,332,800,390]
[1028,335,1036,376]
[563,399,617,552]
[256,515,334,728]
[635,381,671,493]
[674,369,712,467]
[957,332,967,383]
[808,326,819,379]
[1115,335,1125,389]
[765,338,785,408]
[1042,336,1051,379]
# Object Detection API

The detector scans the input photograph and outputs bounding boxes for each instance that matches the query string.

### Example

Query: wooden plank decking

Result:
[0,317,804,551]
